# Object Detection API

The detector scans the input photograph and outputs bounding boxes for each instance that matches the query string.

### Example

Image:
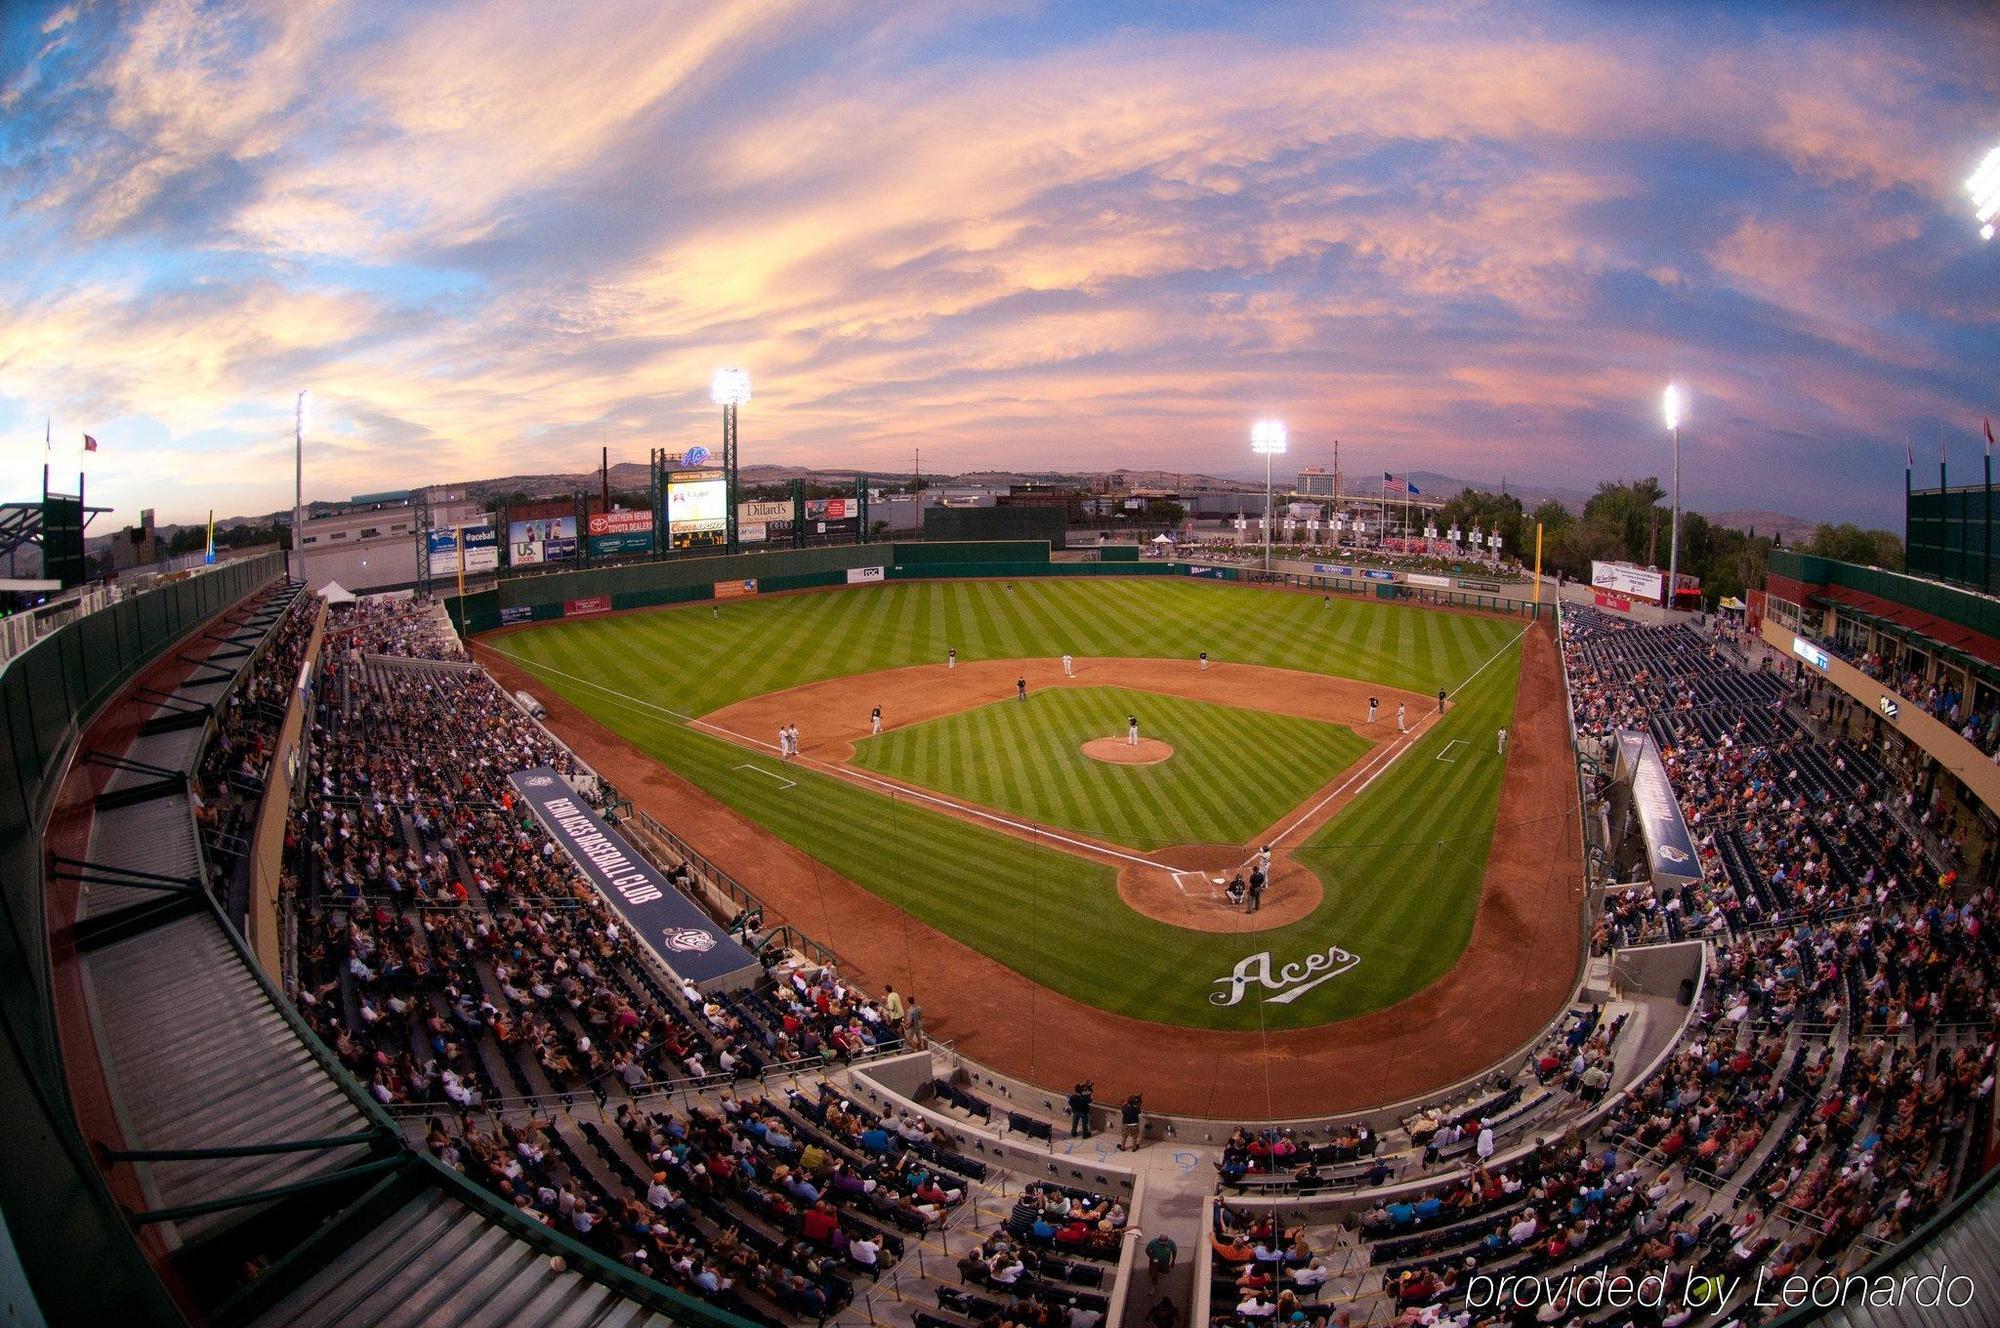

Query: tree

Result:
[1803,523,1903,571]
[1437,487,1526,555]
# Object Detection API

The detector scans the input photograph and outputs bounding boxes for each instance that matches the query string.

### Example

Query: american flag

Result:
[83,434,98,452]
[1383,471,1419,496]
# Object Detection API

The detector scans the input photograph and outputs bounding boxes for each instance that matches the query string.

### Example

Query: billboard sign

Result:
[1313,563,1356,577]
[462,524,499,572]
[586,510,654,558]
[667,470,727,550]
[565,596,611,616]
[507,768,759,988]
[804,497,858,539]
[1791,637,1831,672]
[508,514,578,566]
[1594,592,1633,613]
[1405,573,1451,589]
[847,566,885,584]
[1591,561,1664,603]
[738,500,792,545]
[499,605,533,625]
[714,578,758,600]
[426,528,459,575]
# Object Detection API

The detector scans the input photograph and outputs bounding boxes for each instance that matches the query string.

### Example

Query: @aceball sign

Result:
[665,927,717,953]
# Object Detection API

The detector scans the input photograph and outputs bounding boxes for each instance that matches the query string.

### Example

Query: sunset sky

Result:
[2,1,1996,528]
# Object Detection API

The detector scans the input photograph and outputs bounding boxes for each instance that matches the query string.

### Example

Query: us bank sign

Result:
[1211,944,1361,1006]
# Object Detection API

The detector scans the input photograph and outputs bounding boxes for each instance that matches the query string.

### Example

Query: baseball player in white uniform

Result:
[1199,650,1209,671]
[1062,654,1074,677]
[1127,715,1140,746]
[1497,726,1508,754]
[871,706,883,735]
[1396,703,1407,733]
[1367,696,1378,724]
[778,724,791,758]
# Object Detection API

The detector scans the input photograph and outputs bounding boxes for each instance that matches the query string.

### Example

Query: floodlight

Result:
[1663,384,1683,431]
[1970,145,2000,239]
[711,367,752,406]
[1250,419,1288,455]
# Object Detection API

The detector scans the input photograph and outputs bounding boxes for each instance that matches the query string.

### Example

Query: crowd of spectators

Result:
[325,592,465,660]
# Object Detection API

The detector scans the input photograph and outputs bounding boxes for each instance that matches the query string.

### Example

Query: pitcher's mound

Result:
[1082,737,1174,765]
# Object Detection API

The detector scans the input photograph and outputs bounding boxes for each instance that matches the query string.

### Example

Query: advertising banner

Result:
[1362,569,1395,581]
[846,566,885,584]
[426,529,459,576]
[1792,637,1831,672]
[507,768,759,988]
[499,605,533,626]
[1623,732,1701,892]
[713,578,758,600]
[1591,561,1664,603]
[585,509,654,558]
[737,501,790,545]
[1313,563,1356,577]
[803,497,859,539]
[565,596,611,616]
[1405,573,1451,589]
[462,524,500,572]
[668,471,727,550]
[508,514,578,566]
[1594,592,1633,612]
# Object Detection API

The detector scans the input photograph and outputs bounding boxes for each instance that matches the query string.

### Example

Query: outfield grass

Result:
[850,686,1369,851]
[489,578,1523,1031]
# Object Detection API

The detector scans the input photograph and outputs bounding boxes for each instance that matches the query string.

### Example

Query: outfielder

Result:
[1497,725,1508,754]
[1127,714,1140,746]
[871,706,883,735]
[1062,653,1075,677]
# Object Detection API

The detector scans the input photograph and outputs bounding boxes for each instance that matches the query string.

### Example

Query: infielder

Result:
[1016,676,1028,702]
[778,724,789,757]
[1127,715,1140,746]
[1396,703,1407,733]
[1062,654,1075,677]
[1497,726,1508,754]
[1436,686,1448,713]
[1199,651,1209,671]
[1367,696,1379,724]
[871,706,883,735]
[948,648,957,669]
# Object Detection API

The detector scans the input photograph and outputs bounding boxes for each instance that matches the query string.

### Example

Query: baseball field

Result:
[478,578,1559,1047]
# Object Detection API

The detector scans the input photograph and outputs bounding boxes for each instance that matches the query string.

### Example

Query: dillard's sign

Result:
[1210,943,1361,1006]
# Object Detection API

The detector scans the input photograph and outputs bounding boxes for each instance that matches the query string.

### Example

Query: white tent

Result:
[320,580,357,605]
[1151,533,1175,544]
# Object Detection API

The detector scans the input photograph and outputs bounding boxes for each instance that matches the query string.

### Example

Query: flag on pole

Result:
[1383,471,1419,496]
[83,434,98,452]
[1907,444,1914,469]
[1986,416,1994,455]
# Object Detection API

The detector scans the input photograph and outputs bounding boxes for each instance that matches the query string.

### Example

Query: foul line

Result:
[734,763,798,790]
[1261,620,1531,855]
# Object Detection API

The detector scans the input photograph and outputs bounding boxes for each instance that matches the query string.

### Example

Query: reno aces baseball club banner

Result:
[1621,731,1702,893]
[507,767,760,990]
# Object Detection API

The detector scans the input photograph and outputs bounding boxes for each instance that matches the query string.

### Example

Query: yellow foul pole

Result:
[1533,522,1544,614]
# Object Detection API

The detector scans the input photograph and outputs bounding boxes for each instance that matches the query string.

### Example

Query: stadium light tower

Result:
[1251,419,1288,573]
[1663,384,1683,613]
[293,388,310,584]
[1969,143,2000,241]
[711,368,751,552]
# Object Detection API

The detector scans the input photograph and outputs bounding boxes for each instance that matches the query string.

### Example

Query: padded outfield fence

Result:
[447,539,1552,636]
